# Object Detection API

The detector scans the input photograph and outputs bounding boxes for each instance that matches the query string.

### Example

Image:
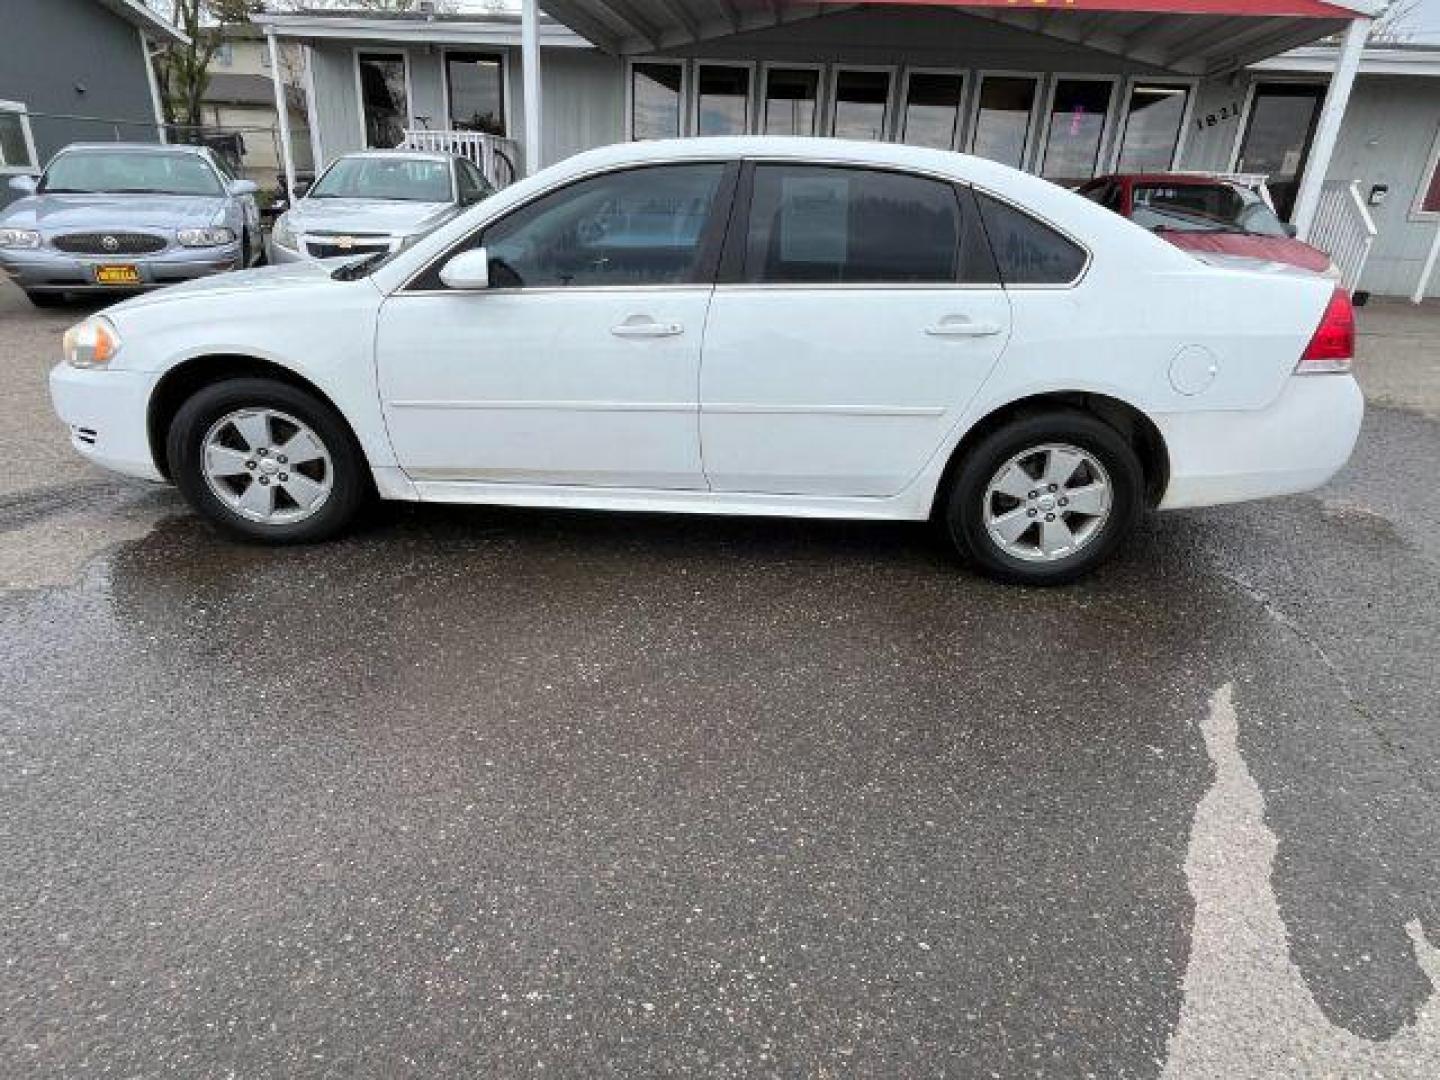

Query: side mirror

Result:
[228,178,259,196]
[9,174,37,194]
[439,247,490,290]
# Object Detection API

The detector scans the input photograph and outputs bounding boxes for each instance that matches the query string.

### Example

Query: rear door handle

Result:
[925,317,1004,338]
[611,316,684,338]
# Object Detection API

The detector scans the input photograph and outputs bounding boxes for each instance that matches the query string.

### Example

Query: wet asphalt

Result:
[2,299,1439,1077]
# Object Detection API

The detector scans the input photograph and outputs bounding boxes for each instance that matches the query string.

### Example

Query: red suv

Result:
[1076,173,1338,280]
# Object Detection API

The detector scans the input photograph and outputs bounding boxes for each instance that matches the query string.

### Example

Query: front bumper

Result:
[1157,374,1364,510]
[1,243,243,294]
[49,363,165,482]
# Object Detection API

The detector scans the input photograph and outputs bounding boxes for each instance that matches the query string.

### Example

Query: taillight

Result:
[1296,287,1354,374]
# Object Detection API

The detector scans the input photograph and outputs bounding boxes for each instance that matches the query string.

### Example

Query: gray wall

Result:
[0,0,160,207]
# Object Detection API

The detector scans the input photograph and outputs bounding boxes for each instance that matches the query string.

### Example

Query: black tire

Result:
[942,410,1144,586]
[167,377,369,544]
[25,290,66,308]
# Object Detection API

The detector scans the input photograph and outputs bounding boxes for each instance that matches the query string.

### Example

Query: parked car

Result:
[48,138,1362,584]
[0,143,261,306]
[268,151,492,264]
[1075,173,1339,279]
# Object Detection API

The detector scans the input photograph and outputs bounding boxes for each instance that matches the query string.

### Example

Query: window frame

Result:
[353,48,415,149]
[1036,72,1122,188]
[0,100,39,175]
[401,159,741,295]
[1109,76,1199,174]
[1412,119,1440,221]
[758,63,827,138]
[966,70,1045,172]
[625,58,689,142]
[715,157,1004,291]
[440,47,510,138]
[896,67,970,152]
[825,65,900,142]
[692,61,757,138]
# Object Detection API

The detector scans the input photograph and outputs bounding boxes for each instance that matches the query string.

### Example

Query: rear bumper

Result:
[1,244,243,294]
[1157,374,1363,510]
[49,363,165,482]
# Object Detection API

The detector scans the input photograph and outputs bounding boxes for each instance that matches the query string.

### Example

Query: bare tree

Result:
[152,1,265,129]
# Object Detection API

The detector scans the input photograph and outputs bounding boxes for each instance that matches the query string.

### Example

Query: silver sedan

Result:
[0,143,261,307]
[268,151,492,265]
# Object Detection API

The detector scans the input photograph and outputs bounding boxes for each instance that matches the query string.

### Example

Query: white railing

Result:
[1308,181,1378,294]
[399,129,519,189]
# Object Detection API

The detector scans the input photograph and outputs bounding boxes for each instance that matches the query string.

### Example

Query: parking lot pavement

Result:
[2,280,1439,1078]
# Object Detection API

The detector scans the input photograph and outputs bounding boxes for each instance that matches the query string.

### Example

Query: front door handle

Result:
[925,316,1004,338]
[611,316,684,338]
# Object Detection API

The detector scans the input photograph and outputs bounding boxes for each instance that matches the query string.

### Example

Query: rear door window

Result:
[738,163,996,285]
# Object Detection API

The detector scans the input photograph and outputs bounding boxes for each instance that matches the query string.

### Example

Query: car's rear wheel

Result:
[943,411,1143,585]
[167,378,368,543]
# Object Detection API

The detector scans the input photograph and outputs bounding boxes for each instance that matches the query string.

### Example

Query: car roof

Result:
[333,149,458,165]
[56,142,209,155]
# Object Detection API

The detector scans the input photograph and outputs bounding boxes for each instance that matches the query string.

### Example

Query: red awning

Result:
[814,0,1359,15]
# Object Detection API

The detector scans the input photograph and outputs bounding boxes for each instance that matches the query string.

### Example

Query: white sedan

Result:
[50,138,1362,584]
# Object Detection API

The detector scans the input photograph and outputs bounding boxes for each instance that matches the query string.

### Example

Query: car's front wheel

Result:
[943,411,1143,585]
[167,378,369,543]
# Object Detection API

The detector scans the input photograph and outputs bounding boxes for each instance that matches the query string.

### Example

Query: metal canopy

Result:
[537,0,1381,73]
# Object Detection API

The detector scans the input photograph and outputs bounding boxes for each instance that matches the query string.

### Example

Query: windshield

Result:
[308,157,452,203]
[39,150,224,196]
[1131,182,1290,237]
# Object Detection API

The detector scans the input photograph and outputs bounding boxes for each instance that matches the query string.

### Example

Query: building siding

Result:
[0,0,161,207]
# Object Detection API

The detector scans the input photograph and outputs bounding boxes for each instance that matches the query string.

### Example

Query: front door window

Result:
[1236,83,1326,221]
[358,52,409,149]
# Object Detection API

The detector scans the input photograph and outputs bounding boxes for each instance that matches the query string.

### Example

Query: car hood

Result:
[287,198,457,237]
[1159,230,1333,274]
[105,260,356,314]
[1,193,227,232]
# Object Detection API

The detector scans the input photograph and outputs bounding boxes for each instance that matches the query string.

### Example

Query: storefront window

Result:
[1116,84,1189,173]
[971,76,1038,170]
[763,68,820,137]
[831,69,892,141]
[631,62,683,140]
[1041,78,1115,187]
[445,52,505,136]
[696,65,750,137]
[900,72,965,151]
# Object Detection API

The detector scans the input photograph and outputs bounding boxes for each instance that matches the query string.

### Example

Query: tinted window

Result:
[743,165,984,285]
[471,164,724,289]
[456,159,491,204]
[976,192,1087,286]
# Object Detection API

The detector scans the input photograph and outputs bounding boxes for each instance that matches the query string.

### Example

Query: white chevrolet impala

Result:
[50,138,1362,584]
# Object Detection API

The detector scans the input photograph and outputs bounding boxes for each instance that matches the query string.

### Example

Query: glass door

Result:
[1235,82,1326,221]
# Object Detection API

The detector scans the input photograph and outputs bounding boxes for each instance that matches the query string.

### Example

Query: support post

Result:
[522,0,542,176]
[1292,17,1369,240]
[139,28,167,143]
[1413,221,1440,304]
[266,28,297,202]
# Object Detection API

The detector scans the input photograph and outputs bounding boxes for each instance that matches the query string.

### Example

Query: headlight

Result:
[177,226,236,248]
[62,317,122,369]
[271,215,296,250]
[0,228,41,249]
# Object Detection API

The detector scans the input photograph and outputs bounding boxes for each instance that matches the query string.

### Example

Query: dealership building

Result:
[253,0,1440,300]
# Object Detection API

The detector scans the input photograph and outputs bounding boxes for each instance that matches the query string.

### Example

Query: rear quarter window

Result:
[976,191,1088,286]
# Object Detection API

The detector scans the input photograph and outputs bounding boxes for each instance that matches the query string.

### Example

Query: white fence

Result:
[399,129,520,189]
[1307,182,1378,294]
